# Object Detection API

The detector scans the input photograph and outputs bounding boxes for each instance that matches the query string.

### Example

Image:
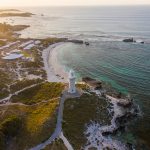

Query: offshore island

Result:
[0,9,142,150]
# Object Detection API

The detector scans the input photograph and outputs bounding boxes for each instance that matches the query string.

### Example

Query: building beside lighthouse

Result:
[68,69,76,93]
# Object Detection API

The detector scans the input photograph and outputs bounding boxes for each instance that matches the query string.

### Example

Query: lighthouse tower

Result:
[68,70,76,94]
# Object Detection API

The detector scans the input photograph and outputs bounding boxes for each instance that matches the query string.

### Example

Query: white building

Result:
[68,70,76,94]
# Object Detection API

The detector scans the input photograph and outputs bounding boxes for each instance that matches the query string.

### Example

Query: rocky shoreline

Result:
[123,38,145,44]
[82,77,139,149]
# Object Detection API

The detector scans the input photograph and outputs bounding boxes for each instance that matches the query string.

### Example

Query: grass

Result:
[21,50,31,57]
[10,79,43,93]
[11,82,64,104]
[0,99,59,150]
[63,93,111,149]
[0,115,22,138]
[76,83,89,91]
[19,47,47,79]
[26,100,58,134]
[0,70,11,99]
[42,139,67,150]
[0,115,22,150]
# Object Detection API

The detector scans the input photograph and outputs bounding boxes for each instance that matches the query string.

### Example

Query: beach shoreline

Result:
[42,42,68,83]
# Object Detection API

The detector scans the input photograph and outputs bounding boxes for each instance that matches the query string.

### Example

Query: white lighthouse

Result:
[68,69,76,94]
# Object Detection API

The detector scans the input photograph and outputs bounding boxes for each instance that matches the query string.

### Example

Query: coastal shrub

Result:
[21,61,41,68]
[0,71,11,99]
[0,115,22,149]
[0,70,11,85]
[10,79,43,93]
[11,82,64,104]
[0,116,22,139]
[0,131,5,150]
[25,99,58,134]
[63,93,111,149]
[0,99,58,150]
[0,89,9,99]
[76,83,89,91]
[27,69,46,78]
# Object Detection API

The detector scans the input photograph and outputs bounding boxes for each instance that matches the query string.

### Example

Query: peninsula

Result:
[0,9,140,150]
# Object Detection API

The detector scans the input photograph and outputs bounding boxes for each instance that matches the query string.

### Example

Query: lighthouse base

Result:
[63,88,82,99]
[68,88,76,94]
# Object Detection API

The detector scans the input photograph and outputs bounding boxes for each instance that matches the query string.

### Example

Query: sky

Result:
[0,0,150,7]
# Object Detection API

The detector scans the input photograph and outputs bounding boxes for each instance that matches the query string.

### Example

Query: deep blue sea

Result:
[1,6,150,148]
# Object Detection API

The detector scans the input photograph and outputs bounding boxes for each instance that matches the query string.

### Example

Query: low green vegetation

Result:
[0,22,29,39]
[43,139,67,150]
[41,38,67,47]
[0,131,5,149]
[0,99,59,150]
[0,116,22,138]
[76,83,89,91]
[0,89,9,100]
[11,82,64,104]
[21,61,42,69]
[0,70,11,99]
[10,79,43,93]
[21,50,31,57]
[20,47,47,79]
[63,93,111,149]
[0,40,6,46]
[0,115,22,150]
[28,69,46,78]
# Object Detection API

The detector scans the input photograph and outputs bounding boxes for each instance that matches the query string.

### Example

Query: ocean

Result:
[1,6,150,148]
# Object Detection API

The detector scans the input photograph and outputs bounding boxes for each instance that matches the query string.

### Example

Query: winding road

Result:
[30,90,81,150]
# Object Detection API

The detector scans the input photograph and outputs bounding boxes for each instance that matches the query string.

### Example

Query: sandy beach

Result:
[42,43,68,83]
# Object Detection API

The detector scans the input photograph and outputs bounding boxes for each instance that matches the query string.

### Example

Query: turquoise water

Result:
[56,40,150,147]
[1,6,150,148]
[57,42,150,95]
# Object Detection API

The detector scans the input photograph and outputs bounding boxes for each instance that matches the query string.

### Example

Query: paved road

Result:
[30,90,81,150]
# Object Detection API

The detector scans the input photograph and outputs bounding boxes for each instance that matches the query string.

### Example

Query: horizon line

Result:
[0,4,150,8]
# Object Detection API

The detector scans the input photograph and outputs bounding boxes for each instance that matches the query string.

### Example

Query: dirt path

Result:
[0,83,42,105]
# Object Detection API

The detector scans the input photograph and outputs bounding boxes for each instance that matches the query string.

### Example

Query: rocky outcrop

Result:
[82,77,102,90]
[85,41,90,46]
[117,98,132,108]
[123,38,145,44]
[84,94,138,150]
[67,39,84,44]
[67,39,90,45]
[123,38,135,43]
